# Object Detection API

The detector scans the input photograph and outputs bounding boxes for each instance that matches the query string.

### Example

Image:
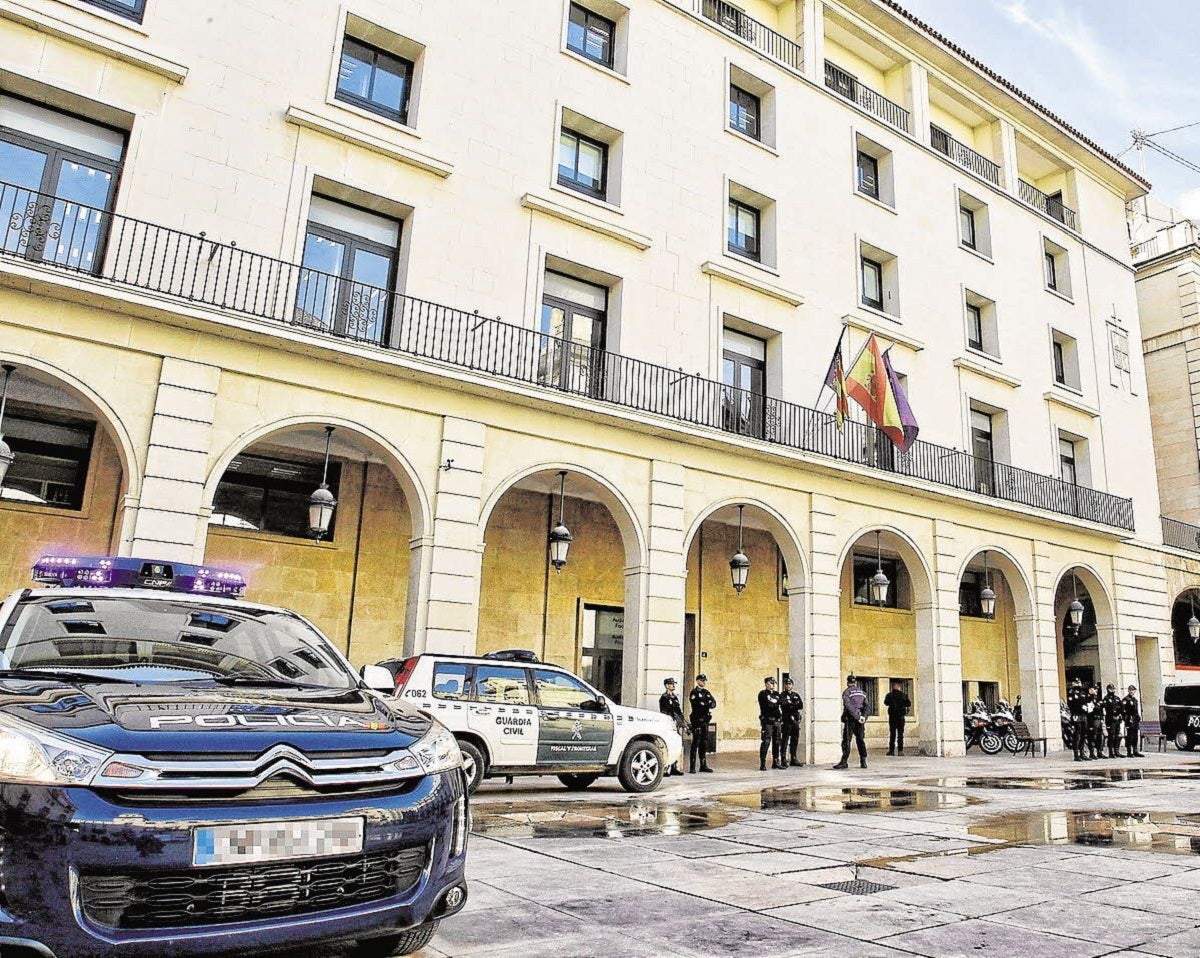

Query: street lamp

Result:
[1068,572,1084,631]
[548,470,572,572]
[308,426,337,541]
[1189,590,1200,642]
[980,550,996,619]
[870,530,889,606]
[729,503,750,594]
[0,364,15,489]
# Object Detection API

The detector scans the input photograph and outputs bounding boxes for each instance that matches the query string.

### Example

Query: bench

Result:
[1011,721,1048,757]
[1140,720,1167,753]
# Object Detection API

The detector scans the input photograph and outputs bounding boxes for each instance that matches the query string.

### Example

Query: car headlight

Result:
[410,722,462,775]
[0,713,113,786]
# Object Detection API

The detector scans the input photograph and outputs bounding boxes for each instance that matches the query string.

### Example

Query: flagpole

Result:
[813,326,848,409]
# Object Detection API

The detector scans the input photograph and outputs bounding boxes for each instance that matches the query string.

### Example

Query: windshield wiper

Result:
[0,667,139,684]
[190,675,327,690]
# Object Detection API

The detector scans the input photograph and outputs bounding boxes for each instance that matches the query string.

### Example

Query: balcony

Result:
[695,0,802,71]
[824,61,910,134]
[1018,179,1078,231]
[930,125,1000,186]
[0,181,1135,531]
[1163,516,1200,553]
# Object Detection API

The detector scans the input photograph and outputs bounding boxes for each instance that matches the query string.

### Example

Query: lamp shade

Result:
[1068,597,1085,628]
[980,584,997,618]
[548,522,572,571]
[308,484,337,539]
[1189,614,1200,642]
[870,568,890,605]
[0,437,12,489]
[729,550,750,593]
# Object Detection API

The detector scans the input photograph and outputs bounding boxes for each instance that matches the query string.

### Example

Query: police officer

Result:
[689,674,716,773]
[780,677,805,767]
[1102,683,1124,758]
[833,674,868,770]
[1067,677,1089,761]
[1123,685,1144,757]
[883,680,911,756]
[659,677,686,776]
[1086,683,1105,759]
[758,677,784,770]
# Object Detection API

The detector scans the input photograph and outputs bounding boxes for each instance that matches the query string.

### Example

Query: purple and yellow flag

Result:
[843,335,919,452]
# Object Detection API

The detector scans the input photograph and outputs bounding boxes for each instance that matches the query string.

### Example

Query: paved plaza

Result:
[372,748,1200,958]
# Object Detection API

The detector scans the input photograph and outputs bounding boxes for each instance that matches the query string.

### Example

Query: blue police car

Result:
[0,556,468,958]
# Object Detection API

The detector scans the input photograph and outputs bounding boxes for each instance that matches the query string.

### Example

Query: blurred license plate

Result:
[194,817,364,867]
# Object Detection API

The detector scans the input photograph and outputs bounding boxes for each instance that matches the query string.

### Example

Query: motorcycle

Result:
[991,700,1020,753]
[964,710,1003,754]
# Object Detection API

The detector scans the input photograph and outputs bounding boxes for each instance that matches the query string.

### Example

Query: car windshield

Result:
[0,596,357,690]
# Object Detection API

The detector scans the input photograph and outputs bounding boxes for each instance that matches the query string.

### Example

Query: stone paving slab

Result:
[764,896,959,940]
[985,898,1198,948]
[874,878,1057,917]
[1134,926,1200,957]
[961,863,1130,895]
[883,917,1116,958]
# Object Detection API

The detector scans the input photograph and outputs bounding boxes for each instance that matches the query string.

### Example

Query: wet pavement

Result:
[267,750,1200,957]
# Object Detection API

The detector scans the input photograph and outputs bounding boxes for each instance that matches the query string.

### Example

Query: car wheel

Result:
[979,731,1003,755]
[457,739,486,793]
[558,773,599,791]
[618,742,663,792]
[1175,731,1196,751]
[350,922,439,957]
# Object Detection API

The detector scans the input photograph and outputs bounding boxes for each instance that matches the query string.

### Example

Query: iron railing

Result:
[930,125,1001,186]
[0,181,1136,531]
[824,61,910,133]
[1018,179,1078,231]
[697,0,802,70]
[1163,517,1200,553]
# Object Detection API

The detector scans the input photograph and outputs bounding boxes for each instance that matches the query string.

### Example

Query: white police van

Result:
[383,651,683,794]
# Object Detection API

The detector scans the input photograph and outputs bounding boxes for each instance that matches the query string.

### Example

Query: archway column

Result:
[129,358,221,562]
[1013,613,1049,740]
[809,494,842,763]
[1032,545,1065,751]
[925,521,965,757]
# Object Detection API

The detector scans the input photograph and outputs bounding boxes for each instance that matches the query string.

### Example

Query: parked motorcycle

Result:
[964,710,1003,754]
[991,700,1020,753]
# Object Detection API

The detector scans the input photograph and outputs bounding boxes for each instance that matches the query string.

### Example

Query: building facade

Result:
[0,0,1178,757]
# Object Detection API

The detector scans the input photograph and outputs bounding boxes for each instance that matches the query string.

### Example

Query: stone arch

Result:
[1053,562,1119,696]
[682,496,809,586]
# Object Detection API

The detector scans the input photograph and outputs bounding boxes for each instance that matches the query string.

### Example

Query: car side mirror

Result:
[583,695,607,713]
[361,664,395,694]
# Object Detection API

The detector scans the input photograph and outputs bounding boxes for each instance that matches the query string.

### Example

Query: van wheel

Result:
[558,773,599,791]
[457,739,486,793]
[1175,731,1196,751]
[350,921,439,957]
[618,742,663,792]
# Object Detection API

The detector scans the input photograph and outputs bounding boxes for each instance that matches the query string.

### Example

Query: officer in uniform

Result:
[758,677,784,770]
[1123,684,1144,757]
[780,677,805,767]
[659,677,686,776]
[688,674,716,773]
[1101,683,1124,758]
[1067,677,1089,761]
[883,680,911,756]
[833,674,869,769]
[1086,683,1105,759]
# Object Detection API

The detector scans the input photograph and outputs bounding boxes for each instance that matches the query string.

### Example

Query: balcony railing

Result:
[1018,179,1078,231]
[1163,517,1200,553]
[930,125,1001,186]
[695,0,802,70]
[824,61,910,133]
[0,181,1136,531]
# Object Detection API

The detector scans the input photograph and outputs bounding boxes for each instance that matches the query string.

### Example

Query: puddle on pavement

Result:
[470,799,742,839]
[970,809,1200,856]
[720,785,975,813]
[1075,766,1200,783]
[914,776,1111,791]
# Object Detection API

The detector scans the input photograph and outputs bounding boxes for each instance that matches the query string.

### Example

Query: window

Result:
[860,255,883,311]
[853,555,899,608]
[1052,340,1066,384]
[965,302,984,351]
[959,570,986,617]
[978,681,999,711]
[888,678,914,712]
[854,676,880,717]
[210,452,343,539]
[432,662,471,701]
[1050,330,1080,389]
[295,196,400,344]
[960,206,977,249]
[532,668,597,708]
[0,96,125,272]
[729,83,761,140]
[539,270,608,396]
[958,191,992,258]
[567,3,615,67]
[336,36,414,124]
[722,328,766,438]
[856,151,879,199]
[1044,250,1058,290]
[1059,435,1078,485]
[964,290,998,357]
[971,407,995,493]
[474,666,530,705]
[582,605,623,701]
[727,198,760,260]
[0,410,94,510]
[1043,237,1071,297]
[558,128,608,199]
[80,0,145,21]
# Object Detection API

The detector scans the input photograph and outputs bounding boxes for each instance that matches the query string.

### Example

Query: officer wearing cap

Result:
[659,677,686,776]
[833,674,868,769]
[1067,677,1089,761]
[1086,682,1105,759]
[1102,683,1123,758]
[688,674,716,773]
[780,677,805,767]
[1123,685,1144,757]
[758,677,784,770]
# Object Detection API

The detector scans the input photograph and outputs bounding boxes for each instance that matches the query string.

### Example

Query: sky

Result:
[897,0,1200,216]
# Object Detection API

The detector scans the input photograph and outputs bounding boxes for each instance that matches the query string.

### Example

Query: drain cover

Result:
[818,879,895,895]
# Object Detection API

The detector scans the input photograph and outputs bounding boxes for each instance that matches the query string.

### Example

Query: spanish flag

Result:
[844,334,920,452]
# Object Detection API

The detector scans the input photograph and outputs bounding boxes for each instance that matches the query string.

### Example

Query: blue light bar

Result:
[32,556,247,598]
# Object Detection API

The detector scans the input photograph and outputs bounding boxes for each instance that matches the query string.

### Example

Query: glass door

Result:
[721,330,766,438]
[539,272,607,398]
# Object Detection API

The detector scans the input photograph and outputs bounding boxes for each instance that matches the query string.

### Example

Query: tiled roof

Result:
[875,0,1151,191]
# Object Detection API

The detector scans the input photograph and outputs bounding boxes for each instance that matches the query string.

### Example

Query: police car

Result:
[383,651,683,794]
[0,555,468,958]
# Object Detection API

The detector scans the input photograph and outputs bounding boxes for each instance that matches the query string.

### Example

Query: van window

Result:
[474,665,530,705]
[431,661,471,700]
[1163,685,1200,707]
[532,668,596,709]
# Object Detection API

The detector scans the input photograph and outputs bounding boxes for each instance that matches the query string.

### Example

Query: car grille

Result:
[79,846,427,929]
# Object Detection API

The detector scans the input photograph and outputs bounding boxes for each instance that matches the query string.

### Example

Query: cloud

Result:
[1177,187,1200,221]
